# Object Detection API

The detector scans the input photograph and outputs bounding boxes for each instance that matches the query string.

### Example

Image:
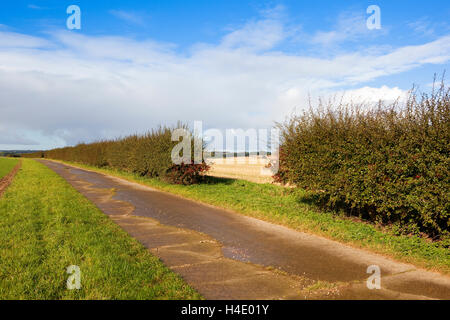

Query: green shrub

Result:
[26,125,209,185]
[276,81,449,239]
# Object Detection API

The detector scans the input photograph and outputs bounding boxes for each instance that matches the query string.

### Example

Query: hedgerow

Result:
[25,125,209,185]
[275,82,449,239]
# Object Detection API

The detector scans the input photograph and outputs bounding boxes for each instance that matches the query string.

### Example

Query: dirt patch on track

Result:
[0,161,22,198]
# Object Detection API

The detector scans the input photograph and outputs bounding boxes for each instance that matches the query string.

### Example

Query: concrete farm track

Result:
[39,160,450,300]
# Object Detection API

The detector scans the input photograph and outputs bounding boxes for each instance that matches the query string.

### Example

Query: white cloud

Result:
[339,86,408,105]
[311,10,386,46]
[221,19,285,51]
[0,13,449,149]
[27,4,43,10]
[109,10,147,26]
[0,31,51,48]
[0,125,39,145]
[408,18,435,37]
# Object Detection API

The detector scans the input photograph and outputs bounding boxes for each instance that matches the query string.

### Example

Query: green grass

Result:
[55,160,450,275]
[0,159,201,299]
[0,157,18,179]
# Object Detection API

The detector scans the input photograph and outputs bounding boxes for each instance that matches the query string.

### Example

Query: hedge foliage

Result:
[25,125,209,185]
[276,83,449,239]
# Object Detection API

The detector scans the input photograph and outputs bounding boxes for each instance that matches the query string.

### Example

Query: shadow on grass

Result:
[202,175,237,185]
[295,191,322,206]
[296,191,369,221]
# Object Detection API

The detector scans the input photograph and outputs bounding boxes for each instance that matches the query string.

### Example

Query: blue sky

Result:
[1,1,449,149]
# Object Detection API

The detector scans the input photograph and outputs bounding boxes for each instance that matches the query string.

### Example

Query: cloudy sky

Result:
[0,0,449,150]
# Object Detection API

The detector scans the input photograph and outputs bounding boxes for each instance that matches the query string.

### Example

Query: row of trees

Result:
[24,125,209,185]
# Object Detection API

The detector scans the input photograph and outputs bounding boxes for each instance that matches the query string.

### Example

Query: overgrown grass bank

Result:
[0,157,18,179]
[0,159,201,299]
[53,160,450,275]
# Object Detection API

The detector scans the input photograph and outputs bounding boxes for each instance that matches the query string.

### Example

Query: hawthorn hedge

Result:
[26,125,209,185]
[275,83,449,239]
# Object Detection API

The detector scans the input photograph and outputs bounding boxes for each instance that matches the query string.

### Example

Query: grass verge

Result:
[0,159,201,299]
[51,159,450,275]
[0,157,18,179]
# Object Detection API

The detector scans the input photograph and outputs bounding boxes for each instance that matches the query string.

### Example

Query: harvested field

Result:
[206,156,275,183]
